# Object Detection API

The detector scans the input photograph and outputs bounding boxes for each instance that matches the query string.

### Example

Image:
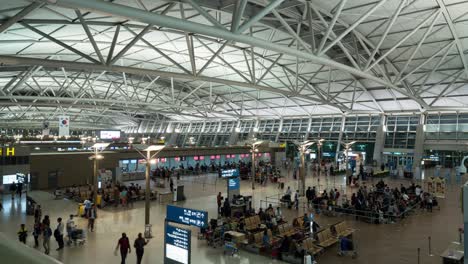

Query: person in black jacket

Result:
[134,233,148,264]
[306,187,312,208]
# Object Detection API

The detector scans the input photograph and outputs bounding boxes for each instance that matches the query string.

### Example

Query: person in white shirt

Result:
[66,215,75,245]
[276,207,282,222]
[402,193,409,201]
[415,186,422,197]
[56,217,64,250]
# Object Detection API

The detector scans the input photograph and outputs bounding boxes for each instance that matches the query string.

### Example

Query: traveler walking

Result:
[34,204,42,223]
[43,224,52,254]
[17,182,23,198]
[55,217,64,250]
[88,204,97,232]
[66,215,75,245]
[134,233,148,264]
[10,181,17,200]
[116,233,131,264]
[42,215,50,229]
[33,222,41,247]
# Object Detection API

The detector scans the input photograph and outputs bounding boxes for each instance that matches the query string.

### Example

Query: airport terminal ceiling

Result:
[1,0,468,130]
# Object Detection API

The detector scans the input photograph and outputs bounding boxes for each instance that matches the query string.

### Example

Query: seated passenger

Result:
[276,207,283,222]
[266,204,274,215]
[258,208,266,221]
[302,213,310,227]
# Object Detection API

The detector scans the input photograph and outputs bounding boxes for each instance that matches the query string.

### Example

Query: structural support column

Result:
[275,119,283,142]
[413,114,426,180]
[335,115,346,164]
[228,120,240,145]
[248,119,260,140]
[211,121,222,147]
[373,114,386,166]
[167,123,178,146]
[299,149,306,196]
[145,150,151,227]
[93,148,98,202]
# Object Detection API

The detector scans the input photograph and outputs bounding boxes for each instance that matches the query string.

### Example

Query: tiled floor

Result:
[0,170,463,264]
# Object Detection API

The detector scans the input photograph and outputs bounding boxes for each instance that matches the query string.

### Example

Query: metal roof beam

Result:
[0,2,43,34]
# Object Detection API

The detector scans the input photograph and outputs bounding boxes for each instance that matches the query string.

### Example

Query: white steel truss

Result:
[0,0,467,129]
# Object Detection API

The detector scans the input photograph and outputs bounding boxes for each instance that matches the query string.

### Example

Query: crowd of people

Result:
[11,190,149,264]
[207,200,323,262]
[301,180,437,224]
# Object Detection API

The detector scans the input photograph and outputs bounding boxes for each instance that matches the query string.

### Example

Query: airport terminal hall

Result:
[3,0,468,264]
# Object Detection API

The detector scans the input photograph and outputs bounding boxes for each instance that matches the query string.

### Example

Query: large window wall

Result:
[384,115,419,149]
[128,112,468,149]
[131,115,384,147]
[426,113,468,140]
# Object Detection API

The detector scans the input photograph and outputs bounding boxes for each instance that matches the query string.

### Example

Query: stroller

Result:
[338,236,357,258]
[68,228,86,246]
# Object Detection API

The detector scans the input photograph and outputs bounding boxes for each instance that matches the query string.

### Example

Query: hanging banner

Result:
[434,177,446,198]
[58,116,70,137]
[426,176,446,198]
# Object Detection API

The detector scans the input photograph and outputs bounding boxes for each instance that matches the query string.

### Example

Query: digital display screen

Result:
[228,177,240,191]
[165,224,190,264]
[166,205,208,228]
[3,174,17,184]
[100,130,121,140]
[221,169,239,178]
[122,160,130,164]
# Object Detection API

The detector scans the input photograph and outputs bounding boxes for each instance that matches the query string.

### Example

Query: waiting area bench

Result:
[316,228,338,248]
[302,238,323,256]
[332,221,355,238]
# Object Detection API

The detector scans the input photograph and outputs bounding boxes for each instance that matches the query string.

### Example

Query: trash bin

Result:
[96,194,102,207]
[144,224,152,238]
[77,203,85,217]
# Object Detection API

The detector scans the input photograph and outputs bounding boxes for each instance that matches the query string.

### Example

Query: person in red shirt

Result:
[115,233,131,264]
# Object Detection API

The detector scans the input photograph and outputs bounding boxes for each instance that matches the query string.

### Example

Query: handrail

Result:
[0,232,62,264]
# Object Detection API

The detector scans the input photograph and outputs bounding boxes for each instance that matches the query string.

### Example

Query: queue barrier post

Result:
[428,236,433,256]
[417,248,420,264]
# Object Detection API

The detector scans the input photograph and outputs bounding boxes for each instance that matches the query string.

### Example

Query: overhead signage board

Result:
[221,169,239,178]
[0,147,15,156]
[166,205,208,228]
[228,177,240,191]
[164,223,191,264]
[100,130,121,140]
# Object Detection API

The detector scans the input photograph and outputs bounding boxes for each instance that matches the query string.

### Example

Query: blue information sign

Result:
[228,177,240,191]
[166,205,208,228]
[164,223,191,264]
[221,169,239,178]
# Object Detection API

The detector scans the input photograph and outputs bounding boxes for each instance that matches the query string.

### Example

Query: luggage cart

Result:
[223,241,238,256]
[337,236,357,258]
[68,228,86,246]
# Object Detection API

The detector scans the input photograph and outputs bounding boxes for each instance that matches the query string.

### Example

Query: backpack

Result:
[54,229,60,238]
[45,228,52,238]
